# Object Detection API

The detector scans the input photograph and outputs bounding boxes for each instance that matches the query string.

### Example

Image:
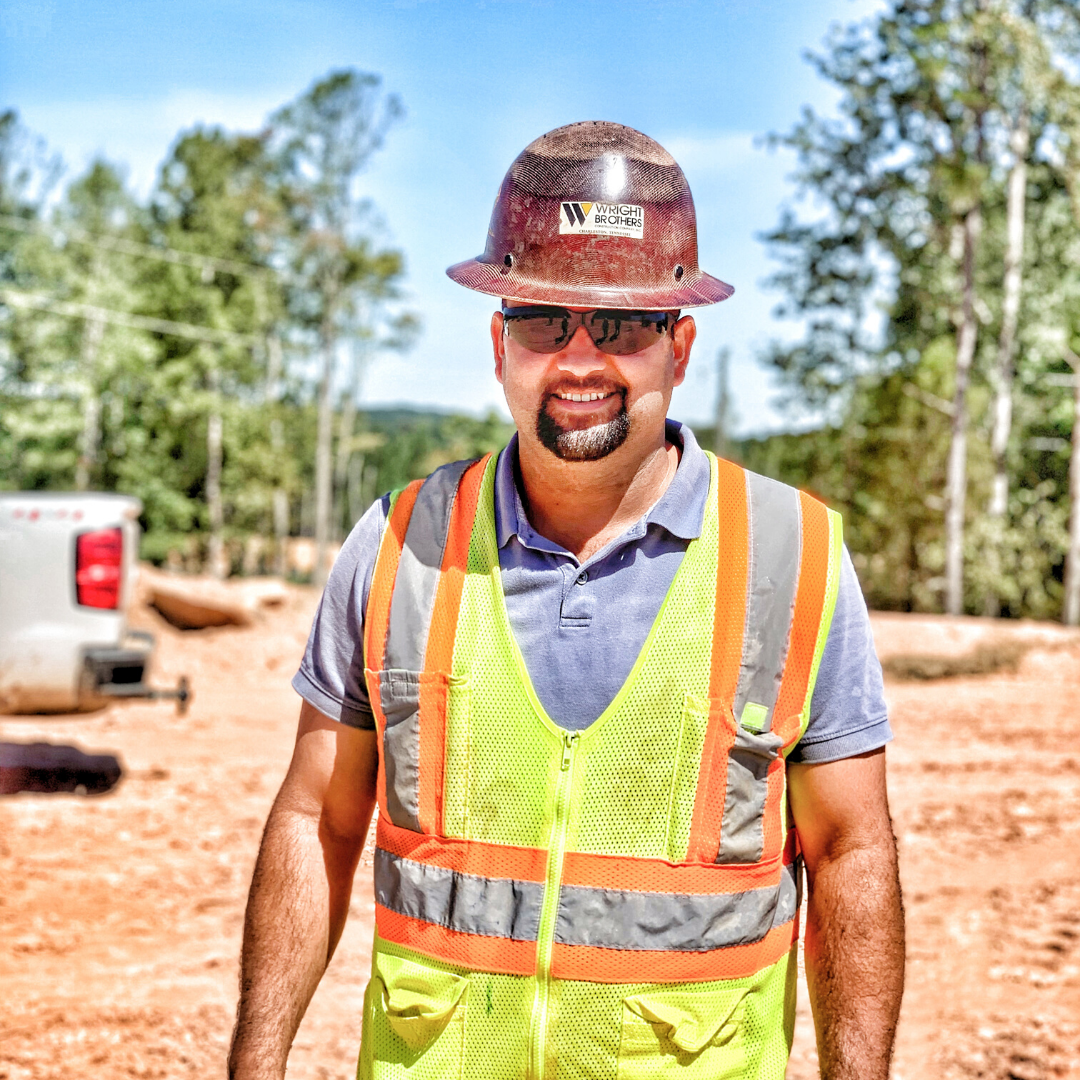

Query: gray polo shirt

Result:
[293,421,891,764]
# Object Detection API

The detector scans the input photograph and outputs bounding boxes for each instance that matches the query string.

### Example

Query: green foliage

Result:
[0,71,430,572]
[362,408,514,497]
[757,0,1080,618]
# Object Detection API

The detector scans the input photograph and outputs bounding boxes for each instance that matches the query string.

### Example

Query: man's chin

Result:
[536,409,631,462]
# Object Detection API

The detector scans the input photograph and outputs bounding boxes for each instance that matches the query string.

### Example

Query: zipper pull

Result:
[561,731,579,770]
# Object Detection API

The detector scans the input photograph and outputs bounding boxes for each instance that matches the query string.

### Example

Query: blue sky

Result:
[0,0,884,435]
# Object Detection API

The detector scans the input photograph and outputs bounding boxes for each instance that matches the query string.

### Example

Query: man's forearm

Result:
[228,794,362,1080]
[803,837,905,1080]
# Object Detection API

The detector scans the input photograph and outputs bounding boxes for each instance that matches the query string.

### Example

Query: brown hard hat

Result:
[446,120,733,310]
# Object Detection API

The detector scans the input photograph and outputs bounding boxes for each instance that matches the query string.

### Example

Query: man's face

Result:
[491,307,696,463]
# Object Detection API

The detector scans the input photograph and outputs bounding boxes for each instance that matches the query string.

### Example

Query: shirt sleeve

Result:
[291,495,390,729]
[787,545,893,764]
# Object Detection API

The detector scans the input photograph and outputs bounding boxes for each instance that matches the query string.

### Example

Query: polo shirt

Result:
[294,421,891,764]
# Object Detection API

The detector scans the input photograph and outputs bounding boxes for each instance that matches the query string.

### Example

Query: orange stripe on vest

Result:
[375,904,538,977]
[366,478,423,818]
[549,919,799,984]
[377,814,549,882]
[561,838,794,895]
[762,492,831,862]
[686,458,748,862]
[417,456,490,835]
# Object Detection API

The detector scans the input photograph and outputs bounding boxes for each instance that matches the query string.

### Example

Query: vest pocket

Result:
[361,952,468,1079]
[368,669,465,834]
[616,987,748,1079]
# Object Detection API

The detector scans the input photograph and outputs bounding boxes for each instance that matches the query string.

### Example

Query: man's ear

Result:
[491,311,506,384]
[672,315,696,387]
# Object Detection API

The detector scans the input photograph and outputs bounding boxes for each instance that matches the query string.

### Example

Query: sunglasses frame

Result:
[501,306,679,355]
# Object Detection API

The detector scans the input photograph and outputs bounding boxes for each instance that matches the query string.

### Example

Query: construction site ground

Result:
[2,578,1078,1079]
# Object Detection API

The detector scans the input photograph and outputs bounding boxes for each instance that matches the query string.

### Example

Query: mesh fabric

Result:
[363,452,833,1080]
[568,483,719,860]
[364,934,534,1080]
[548,951,796,1080]
[446,458,561,848]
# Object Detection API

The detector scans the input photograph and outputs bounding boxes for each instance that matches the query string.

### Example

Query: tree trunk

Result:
[272,459,289,578]
[985,109,1029,616]
[713,347,730,459]
[348,452,366,526]
[334,339,369,538]
[206,364,226,579]
[75,316,105,491]
[264,334,288,578]
[944,206,981,616]
[334,394,357,540]
[1063,353,1080,626]
[313,328,335,589]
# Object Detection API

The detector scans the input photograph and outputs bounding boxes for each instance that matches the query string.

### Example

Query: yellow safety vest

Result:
[361,451,842,1080]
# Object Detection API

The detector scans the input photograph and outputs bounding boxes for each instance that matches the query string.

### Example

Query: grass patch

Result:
[881,639,1032,681]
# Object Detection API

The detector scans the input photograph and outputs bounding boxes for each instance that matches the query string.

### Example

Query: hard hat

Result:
[446,120,733,310]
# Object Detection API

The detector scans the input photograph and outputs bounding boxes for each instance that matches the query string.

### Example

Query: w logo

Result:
[562,202,593,227]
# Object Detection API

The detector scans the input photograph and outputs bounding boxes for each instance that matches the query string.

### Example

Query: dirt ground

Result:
[2,579,1078,1079]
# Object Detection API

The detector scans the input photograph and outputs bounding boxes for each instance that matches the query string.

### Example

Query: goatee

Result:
[536,395,631,461]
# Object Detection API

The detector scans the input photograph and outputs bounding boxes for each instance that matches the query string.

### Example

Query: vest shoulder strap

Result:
[366,456,489,674]
[723,464,843,744]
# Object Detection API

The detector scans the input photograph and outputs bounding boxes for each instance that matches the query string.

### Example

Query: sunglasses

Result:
[502,306,677,356]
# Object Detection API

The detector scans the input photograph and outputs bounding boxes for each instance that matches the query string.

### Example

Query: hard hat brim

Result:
[446,257,734,310]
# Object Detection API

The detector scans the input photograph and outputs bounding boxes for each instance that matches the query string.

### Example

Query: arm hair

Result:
[789,748,906,1079]
[228,703,377,1080]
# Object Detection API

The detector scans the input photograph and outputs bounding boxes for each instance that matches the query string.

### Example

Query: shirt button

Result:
[577,571,588,585]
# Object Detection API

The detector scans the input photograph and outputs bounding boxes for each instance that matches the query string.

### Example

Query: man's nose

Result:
[554,324,607,373]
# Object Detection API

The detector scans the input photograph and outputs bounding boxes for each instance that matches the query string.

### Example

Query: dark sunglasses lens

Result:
[505,312,575,353]
[505,310,670,355]
[585,312,666,355]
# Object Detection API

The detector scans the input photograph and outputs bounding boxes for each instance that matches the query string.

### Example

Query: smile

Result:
[553,391,616,403]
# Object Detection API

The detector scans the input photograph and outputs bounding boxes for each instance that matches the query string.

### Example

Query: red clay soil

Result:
[1,585,1078,1079]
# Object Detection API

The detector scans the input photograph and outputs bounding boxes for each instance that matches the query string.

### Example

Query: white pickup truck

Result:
[0,492,189,714]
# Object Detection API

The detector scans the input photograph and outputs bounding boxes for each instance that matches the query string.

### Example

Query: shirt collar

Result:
[493,419,710,553]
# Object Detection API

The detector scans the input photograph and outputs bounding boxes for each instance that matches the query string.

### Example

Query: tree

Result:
[268,69,409,586]
[762,0,1080,616]
[142,125,284,574]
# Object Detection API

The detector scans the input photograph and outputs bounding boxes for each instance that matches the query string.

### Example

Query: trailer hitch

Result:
[82,633,193,715]
[96,675,192,716]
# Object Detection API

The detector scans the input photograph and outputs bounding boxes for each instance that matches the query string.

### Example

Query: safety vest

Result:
[360,451,842,1080]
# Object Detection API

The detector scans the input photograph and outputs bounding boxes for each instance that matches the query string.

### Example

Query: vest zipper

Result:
[530,730,579,1080]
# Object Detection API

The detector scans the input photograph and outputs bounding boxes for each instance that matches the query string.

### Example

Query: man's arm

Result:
[228,701,378,1080]
[788,747,905,1080]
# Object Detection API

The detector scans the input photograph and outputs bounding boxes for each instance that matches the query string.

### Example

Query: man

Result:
[229,121,904,1080]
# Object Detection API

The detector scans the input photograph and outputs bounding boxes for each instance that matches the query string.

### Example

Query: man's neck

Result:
[514,428,680,562]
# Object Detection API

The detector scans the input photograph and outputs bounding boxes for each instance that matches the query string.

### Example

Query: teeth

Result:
[559,391,609,402]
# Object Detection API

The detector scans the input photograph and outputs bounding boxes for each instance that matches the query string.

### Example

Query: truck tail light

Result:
[76,527,123,609]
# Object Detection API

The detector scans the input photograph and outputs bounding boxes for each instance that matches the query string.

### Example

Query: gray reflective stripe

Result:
[379,669,422,831]
[716,726,783,864]
[374,847,544,942]
[384,458,472,673]
[554,858,799,952]
[732,472,802,732]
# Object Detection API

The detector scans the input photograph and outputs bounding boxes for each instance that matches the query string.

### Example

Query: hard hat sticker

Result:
[559,201,644,240]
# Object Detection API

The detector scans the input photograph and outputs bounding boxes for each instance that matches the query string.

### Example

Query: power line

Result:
[0,288,262,347]
[0,212,283,283]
